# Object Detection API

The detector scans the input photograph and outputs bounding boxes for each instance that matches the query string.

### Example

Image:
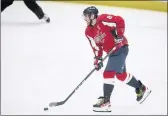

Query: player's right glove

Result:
[94,56,103,71]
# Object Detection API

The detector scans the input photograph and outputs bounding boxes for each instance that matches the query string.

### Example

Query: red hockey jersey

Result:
[85,14,128,57]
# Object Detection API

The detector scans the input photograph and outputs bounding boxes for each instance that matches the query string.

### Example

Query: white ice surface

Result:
[1,1,167,115]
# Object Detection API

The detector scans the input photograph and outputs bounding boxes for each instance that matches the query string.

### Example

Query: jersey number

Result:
[107,15,112,19]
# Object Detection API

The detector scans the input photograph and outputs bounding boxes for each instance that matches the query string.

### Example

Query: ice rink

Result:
[1,1,167,115]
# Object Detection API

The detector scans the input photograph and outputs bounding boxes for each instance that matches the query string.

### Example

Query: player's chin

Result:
[86,22,90,26]
[85,21,90,26]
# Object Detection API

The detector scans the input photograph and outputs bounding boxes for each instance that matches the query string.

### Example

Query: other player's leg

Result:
[1,0,14,12]
[23,0,50,23]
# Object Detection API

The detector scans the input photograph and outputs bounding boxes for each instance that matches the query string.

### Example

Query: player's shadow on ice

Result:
[1,21,47,27]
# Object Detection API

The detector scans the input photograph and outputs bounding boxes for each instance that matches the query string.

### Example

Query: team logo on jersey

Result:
[94,30,106,44]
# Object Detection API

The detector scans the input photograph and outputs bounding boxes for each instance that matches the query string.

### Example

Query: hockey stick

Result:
[48,46,117,107]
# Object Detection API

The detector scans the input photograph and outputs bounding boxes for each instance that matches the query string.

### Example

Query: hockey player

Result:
[1,0,50,23]
[83,6,151,112]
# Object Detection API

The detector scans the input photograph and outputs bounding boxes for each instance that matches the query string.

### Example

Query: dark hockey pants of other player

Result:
[1,0,47,20]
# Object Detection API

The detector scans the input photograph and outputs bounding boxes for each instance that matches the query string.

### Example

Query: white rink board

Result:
[1,1,167,115]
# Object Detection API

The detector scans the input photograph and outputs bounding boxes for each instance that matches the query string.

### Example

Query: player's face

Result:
[83,14,96,26]
[83,14,91,25]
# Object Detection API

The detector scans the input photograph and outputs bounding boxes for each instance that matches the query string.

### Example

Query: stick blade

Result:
[49,101,65,107]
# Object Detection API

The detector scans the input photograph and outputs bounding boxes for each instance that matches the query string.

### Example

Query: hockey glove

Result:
[111,29,123,44]
[94,56,103,71]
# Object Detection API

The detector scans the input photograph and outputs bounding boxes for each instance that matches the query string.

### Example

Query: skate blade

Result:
[139,89,152,104]
[93,106,112,112]
[93,110,111,112]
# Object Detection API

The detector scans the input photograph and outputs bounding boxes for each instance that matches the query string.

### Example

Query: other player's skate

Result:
[93,96,111,112]
[136,80,151,104]
[42,14,50,23]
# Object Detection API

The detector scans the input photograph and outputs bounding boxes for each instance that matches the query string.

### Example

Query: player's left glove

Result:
[94,56,103,71]
[111,29,124,44]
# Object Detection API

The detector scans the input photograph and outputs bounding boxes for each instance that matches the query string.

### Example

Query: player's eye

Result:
[83,14,90,18]
[82,15,88,20]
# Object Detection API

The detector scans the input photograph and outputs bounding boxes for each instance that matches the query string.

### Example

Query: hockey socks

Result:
[103,83,114,99]
[127,76,140,88]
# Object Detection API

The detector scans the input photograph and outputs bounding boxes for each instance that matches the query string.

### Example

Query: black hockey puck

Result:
[44,107,48,111]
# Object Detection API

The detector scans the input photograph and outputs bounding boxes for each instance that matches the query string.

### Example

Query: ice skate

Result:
[136,81,151,104]
[93,96,111,112]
